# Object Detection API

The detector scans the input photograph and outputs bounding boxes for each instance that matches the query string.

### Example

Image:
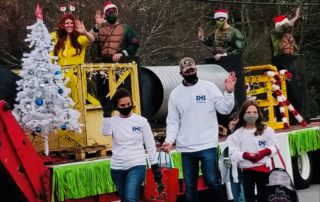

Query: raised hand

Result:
[75,20,86,35]
[99,96,114,118]
[225,71,237,93]
[95,11,105,26]
[295,8,300,18]
[198,27,204,39]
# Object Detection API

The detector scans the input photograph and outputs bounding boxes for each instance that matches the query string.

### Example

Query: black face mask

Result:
[183,73,197,84]
[117,105,132,116]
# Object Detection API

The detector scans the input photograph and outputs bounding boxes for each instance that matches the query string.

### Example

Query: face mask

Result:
[243,114,259,125]
[183,73,197,83]
[117,105,132,116]
[216,20,225,29]
[106,13,118,24]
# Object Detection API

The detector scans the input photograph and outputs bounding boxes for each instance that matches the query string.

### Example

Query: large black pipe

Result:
[0,67,21,110]
[140,65,233,129]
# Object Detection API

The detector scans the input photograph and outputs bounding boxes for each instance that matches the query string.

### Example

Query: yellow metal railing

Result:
[61,62,141,147]
[12,62,141,151]
[245,65,290,130]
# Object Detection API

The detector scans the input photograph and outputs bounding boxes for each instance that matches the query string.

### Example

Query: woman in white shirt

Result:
[228,100,279,202]
[100,88,162,202]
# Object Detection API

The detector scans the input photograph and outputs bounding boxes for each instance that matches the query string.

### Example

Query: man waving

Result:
[163,57,236,202]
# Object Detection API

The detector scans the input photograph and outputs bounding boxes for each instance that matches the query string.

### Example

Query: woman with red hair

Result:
[51,13,94,65]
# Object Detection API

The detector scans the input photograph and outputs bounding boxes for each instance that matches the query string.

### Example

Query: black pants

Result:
[242,170,269,202]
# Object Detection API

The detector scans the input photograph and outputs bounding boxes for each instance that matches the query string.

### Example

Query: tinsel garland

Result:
[288,127,320,156]
[264,70,307,128]
[51,159,116,201]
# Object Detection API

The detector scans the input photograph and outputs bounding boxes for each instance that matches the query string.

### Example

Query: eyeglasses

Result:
[215,17,226,22]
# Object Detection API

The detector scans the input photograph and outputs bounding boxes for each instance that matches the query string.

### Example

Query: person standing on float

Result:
[198,10,245,60]
[90,2,140,62]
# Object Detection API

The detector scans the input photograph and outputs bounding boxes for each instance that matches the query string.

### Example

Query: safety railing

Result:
[245,65,290,129]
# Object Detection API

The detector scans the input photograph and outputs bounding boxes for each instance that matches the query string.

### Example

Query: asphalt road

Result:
[297,184,320,202]
[175,184,320,202]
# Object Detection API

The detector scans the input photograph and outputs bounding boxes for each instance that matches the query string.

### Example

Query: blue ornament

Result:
[36,127,41,132]
[28,71,33,75]
[61,125,67,131]
[55,71,61,75]
[35,98,43,106]
[50,43,54,46]
[58,89,63,94]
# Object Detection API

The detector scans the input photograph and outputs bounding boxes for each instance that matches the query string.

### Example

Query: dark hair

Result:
[228,112,239,123]
[234,100,266,136]
[111,88,133,109]
[53,14,83,57]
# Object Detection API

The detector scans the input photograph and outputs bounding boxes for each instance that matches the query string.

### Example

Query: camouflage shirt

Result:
[200,26,245,56]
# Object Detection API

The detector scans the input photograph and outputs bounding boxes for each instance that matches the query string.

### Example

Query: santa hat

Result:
[273,15,289,28]
[70,3,76,12]
[214,10,228,19]
[103,2,118,14]
[60,4,66,12]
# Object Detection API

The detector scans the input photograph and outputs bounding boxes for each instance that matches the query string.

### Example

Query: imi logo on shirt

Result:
[258,139,267,148]
[196,94,206,103]
[132,126,142,134]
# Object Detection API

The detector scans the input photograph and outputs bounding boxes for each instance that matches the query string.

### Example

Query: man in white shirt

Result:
[163,57,236,202]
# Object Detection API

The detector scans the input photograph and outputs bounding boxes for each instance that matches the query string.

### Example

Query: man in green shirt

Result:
[90,2,140,62]
[270,9,299,57]
[198,10,245,60]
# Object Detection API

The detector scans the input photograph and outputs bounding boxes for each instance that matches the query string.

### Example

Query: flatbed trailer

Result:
[0,99,319,202]
[1,60,319,202]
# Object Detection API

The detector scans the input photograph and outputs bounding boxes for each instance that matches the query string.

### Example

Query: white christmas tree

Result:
[12,4,83,155]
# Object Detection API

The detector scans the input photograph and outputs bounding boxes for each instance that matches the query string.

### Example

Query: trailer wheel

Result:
[291,152,313,189]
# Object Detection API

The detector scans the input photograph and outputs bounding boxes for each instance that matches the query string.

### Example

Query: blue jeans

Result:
[110,165,146,202]
[181,148,226,202]
[231,181,245,202]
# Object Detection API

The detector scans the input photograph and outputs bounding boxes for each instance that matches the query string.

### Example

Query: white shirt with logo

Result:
[165,80,234,152]
[228,126,280,169]
[101,113,158,170]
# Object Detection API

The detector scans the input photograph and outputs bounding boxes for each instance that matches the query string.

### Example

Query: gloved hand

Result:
[254,148,272,163]
[243,152,259,163]
[99,96,113,118]
[151,164,162,184]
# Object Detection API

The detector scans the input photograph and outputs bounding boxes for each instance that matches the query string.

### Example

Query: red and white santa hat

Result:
[273,15,289,28]
[60,4,66,12]
[103,2,118,14]
[70,3,76,12]
[214,10,228,19]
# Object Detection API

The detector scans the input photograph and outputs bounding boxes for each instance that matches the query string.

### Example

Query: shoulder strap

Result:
[271,146,286,170]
